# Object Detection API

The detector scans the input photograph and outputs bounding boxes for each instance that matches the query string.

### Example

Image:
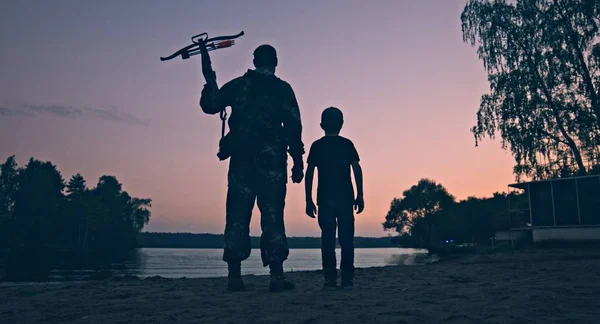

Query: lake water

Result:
[66,247,436,279]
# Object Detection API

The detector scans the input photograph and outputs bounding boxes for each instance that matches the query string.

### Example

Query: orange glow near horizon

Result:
[0,1,517,237]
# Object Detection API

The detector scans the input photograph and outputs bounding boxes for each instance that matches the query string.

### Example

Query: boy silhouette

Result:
[305,107,364,289]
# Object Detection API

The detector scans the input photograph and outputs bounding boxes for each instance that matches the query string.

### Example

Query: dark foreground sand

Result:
[1,248,600,324]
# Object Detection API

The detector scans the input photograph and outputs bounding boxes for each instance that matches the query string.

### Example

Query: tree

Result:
[84,175,152,253]
[127,197,152,233]
[1,156,153,280]
[382,178,531,248]
[12,158,65,247]
[438,192,512,244]
[86,176,125,252]
[0,156,20,247]
[462,0,600,181]
[66,174,87,197]
[382,178,455,248]
[66,174,88,249]
[0,156,19,219]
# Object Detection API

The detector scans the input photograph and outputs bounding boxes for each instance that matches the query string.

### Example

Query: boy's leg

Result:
[317,204,337,283]
[338,204,355,283]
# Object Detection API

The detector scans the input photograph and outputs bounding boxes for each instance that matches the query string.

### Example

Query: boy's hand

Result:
[305,201,317,218]
[354,195,364,214]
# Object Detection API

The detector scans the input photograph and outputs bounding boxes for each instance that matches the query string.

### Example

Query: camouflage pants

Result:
[222,162,289,267]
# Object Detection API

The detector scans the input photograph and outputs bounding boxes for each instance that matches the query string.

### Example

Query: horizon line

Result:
[140,231,398,239]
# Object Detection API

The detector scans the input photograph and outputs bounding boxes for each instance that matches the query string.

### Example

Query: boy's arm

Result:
[351,160,364,214]
[304,163,317,218]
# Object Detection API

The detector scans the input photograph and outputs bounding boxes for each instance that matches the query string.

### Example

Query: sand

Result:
[1,248,600,324]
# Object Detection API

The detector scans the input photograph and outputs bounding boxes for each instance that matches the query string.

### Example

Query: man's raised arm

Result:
[199,79,238,115]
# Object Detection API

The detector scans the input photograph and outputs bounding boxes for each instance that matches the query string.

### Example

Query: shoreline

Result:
[0,253,440,284]
[0,262,435,286]
[132,246,419,249]
[1,247,435,283]
[1,247,600,323]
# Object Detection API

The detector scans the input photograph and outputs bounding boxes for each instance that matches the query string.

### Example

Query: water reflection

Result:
[2,248,436,281]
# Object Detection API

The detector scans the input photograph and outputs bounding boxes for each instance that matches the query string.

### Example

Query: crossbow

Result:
[160,31,245,140]
[159,31,244,62]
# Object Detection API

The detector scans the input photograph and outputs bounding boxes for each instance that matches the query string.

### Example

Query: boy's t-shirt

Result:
[307,135,360,206]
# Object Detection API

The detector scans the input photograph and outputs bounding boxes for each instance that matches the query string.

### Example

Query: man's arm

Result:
[351,160,364,214]
[281,83,305,167]
[305,163,317,218]
[199,79,237,115]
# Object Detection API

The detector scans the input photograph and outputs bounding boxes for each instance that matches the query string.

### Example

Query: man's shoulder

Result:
[234,74,251,84]
[238,70,294,97]
[222,75,247,89]
[271,74,290,86]
[272,77,295,93]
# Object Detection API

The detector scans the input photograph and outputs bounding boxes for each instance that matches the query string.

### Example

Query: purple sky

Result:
[0,1,515,237]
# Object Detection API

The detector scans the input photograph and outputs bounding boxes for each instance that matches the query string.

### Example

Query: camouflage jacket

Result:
[200,69,305,169]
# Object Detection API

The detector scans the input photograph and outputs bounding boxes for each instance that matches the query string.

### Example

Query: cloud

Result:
[0,107,35,116]
[0,107,16,116]
[22,104,84,118]
[2,104,148,126]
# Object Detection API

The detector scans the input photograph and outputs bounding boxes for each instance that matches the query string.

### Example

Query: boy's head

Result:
[320,107,344,134]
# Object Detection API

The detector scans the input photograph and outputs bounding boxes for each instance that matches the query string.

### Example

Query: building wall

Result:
[495,230,526,241]
[532,227,600,242]
[525,175,600,227]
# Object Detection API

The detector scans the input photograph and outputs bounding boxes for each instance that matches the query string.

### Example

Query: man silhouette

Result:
[199,44,305,292]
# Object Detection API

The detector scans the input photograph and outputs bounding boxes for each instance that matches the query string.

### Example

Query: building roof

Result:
[508,174,600,190]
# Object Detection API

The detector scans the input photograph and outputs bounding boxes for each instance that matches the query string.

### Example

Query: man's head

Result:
[253,44,278,73]
[320,107,344,135]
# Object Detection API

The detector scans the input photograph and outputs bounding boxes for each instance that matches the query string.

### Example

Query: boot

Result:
[268,262,295,292]
[227,261,245,292]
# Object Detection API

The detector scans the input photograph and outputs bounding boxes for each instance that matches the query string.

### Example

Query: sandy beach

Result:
[1,248,599,324]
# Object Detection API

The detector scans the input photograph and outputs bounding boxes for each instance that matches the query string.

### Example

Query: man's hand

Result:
[306,200,317,218]
[291,163,304,183]
[354,195,364,214]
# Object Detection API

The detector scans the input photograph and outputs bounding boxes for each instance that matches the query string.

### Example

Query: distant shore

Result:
[1,247,599,324]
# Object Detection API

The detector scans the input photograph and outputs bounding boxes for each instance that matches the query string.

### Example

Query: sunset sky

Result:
[0,0,516,237]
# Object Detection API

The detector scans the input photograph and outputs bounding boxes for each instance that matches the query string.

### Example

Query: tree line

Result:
[383,178,527,251]
[0,156,152,255]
